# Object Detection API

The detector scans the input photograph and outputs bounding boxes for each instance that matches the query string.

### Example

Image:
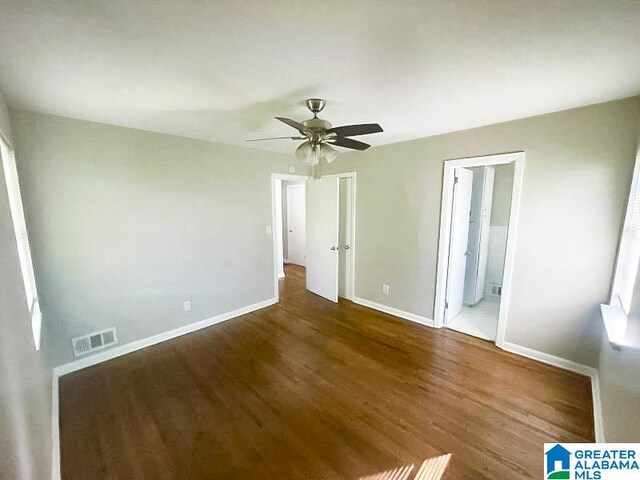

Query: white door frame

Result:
[327,172,357,301]
[271,173,310,301]
[433,152,525,348]
[274,179,285,279]
[271,172,357,303]
[337,175,355,301]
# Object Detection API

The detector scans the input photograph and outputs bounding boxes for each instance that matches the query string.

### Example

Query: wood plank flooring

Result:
[60,264,594,479]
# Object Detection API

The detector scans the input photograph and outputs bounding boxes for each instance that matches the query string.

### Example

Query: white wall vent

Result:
[72,327,118,357]
[489,284,502,297]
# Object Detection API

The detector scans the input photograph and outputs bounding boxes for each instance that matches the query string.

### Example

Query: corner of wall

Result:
[0,89,13,146]
[51,373,60,480]
[502,341,604,442]
[591,368,605,443]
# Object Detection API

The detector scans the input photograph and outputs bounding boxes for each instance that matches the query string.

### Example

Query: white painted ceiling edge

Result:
[1,0,639,154]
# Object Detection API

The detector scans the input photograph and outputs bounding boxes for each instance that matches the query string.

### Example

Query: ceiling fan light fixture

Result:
[295,141,312,163]
[306,144,320,166]
[320,143,339,163]
[248,99,382,175]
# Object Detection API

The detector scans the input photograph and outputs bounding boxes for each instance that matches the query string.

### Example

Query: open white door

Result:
[306,177,339,302]
[463,166,495,305]
[474,166,494,302]
[445,167,473,323]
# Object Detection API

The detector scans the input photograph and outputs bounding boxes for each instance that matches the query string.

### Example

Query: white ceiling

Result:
[1,0,639,153]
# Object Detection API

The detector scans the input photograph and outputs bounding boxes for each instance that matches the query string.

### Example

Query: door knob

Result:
[330,246,338,251]
[343,245,350,250]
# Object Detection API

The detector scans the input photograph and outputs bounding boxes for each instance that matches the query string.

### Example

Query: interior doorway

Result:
[284,181,306,267]
[434,152,525,347]
[271,173,356,304]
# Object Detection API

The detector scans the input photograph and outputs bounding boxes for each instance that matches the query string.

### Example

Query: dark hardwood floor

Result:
[60,264,594,479]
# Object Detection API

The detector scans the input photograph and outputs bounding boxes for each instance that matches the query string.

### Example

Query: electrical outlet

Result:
[382,284,390,295]
[265,225,272,234]
[183,300,191,312]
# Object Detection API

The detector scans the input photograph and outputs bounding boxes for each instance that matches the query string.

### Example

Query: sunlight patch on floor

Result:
[359,454,451,480]
[414,454,451,480]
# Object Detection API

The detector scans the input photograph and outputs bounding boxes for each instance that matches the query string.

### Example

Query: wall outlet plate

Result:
[183,300,191,312]
[382,284,390,295]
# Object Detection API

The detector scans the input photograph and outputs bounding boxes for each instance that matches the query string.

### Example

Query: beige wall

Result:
[0,90,12,145]
[598,336,640,442]
[490,163,514,227]
[11,110,299,366]
[597,205,640,442]
[325,96,640,366]
[8,97,640,446]
[0,94,52,480]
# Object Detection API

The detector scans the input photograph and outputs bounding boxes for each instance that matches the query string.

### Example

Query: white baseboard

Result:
[50,297,277,478]
[51,374,60,480]
[278,272,285,279]
[591,369,605,443]
[353,296,434,327]
[502,341,604,442]
[352,299,605,441]
[48,295,605,478]
[53,297,277,377]
[502,341,596,377]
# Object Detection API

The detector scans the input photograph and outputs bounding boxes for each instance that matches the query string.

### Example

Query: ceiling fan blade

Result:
[245,136,306,142]
[326,123,383,137]
[275,117,307,132]
[329,137,371,151]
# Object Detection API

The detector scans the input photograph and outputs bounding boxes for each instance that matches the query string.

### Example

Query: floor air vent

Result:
[489,284,502,297]
[72,327,118,357]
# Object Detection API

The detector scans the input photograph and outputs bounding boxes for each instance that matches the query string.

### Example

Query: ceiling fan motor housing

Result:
[303,99,331,143]
[306,98,325,114]
[247,98,381,152]
[302,117,332,131]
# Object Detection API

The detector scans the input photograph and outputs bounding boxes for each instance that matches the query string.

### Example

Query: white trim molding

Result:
[51,374,60,480]
[353,296,434,328]
[502,341,596,376]
[591,369,605,443]
[322,172,358,302]
[50,297,277,478]
[53,298,277,377]
[434,151,525,350]
[502,341,604,442]
[271,173,310,302]
[347,294,603,444]
[272,171,357,304]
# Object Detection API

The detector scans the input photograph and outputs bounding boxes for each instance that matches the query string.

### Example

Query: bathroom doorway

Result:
[434,152,525,346]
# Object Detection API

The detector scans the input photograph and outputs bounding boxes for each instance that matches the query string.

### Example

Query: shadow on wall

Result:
[11,109,299,367]
[134,87,319,142]
[0,153,52,479]
[598,332,640,442]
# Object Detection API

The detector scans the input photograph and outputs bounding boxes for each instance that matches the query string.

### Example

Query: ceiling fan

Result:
[246,98,383,166]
